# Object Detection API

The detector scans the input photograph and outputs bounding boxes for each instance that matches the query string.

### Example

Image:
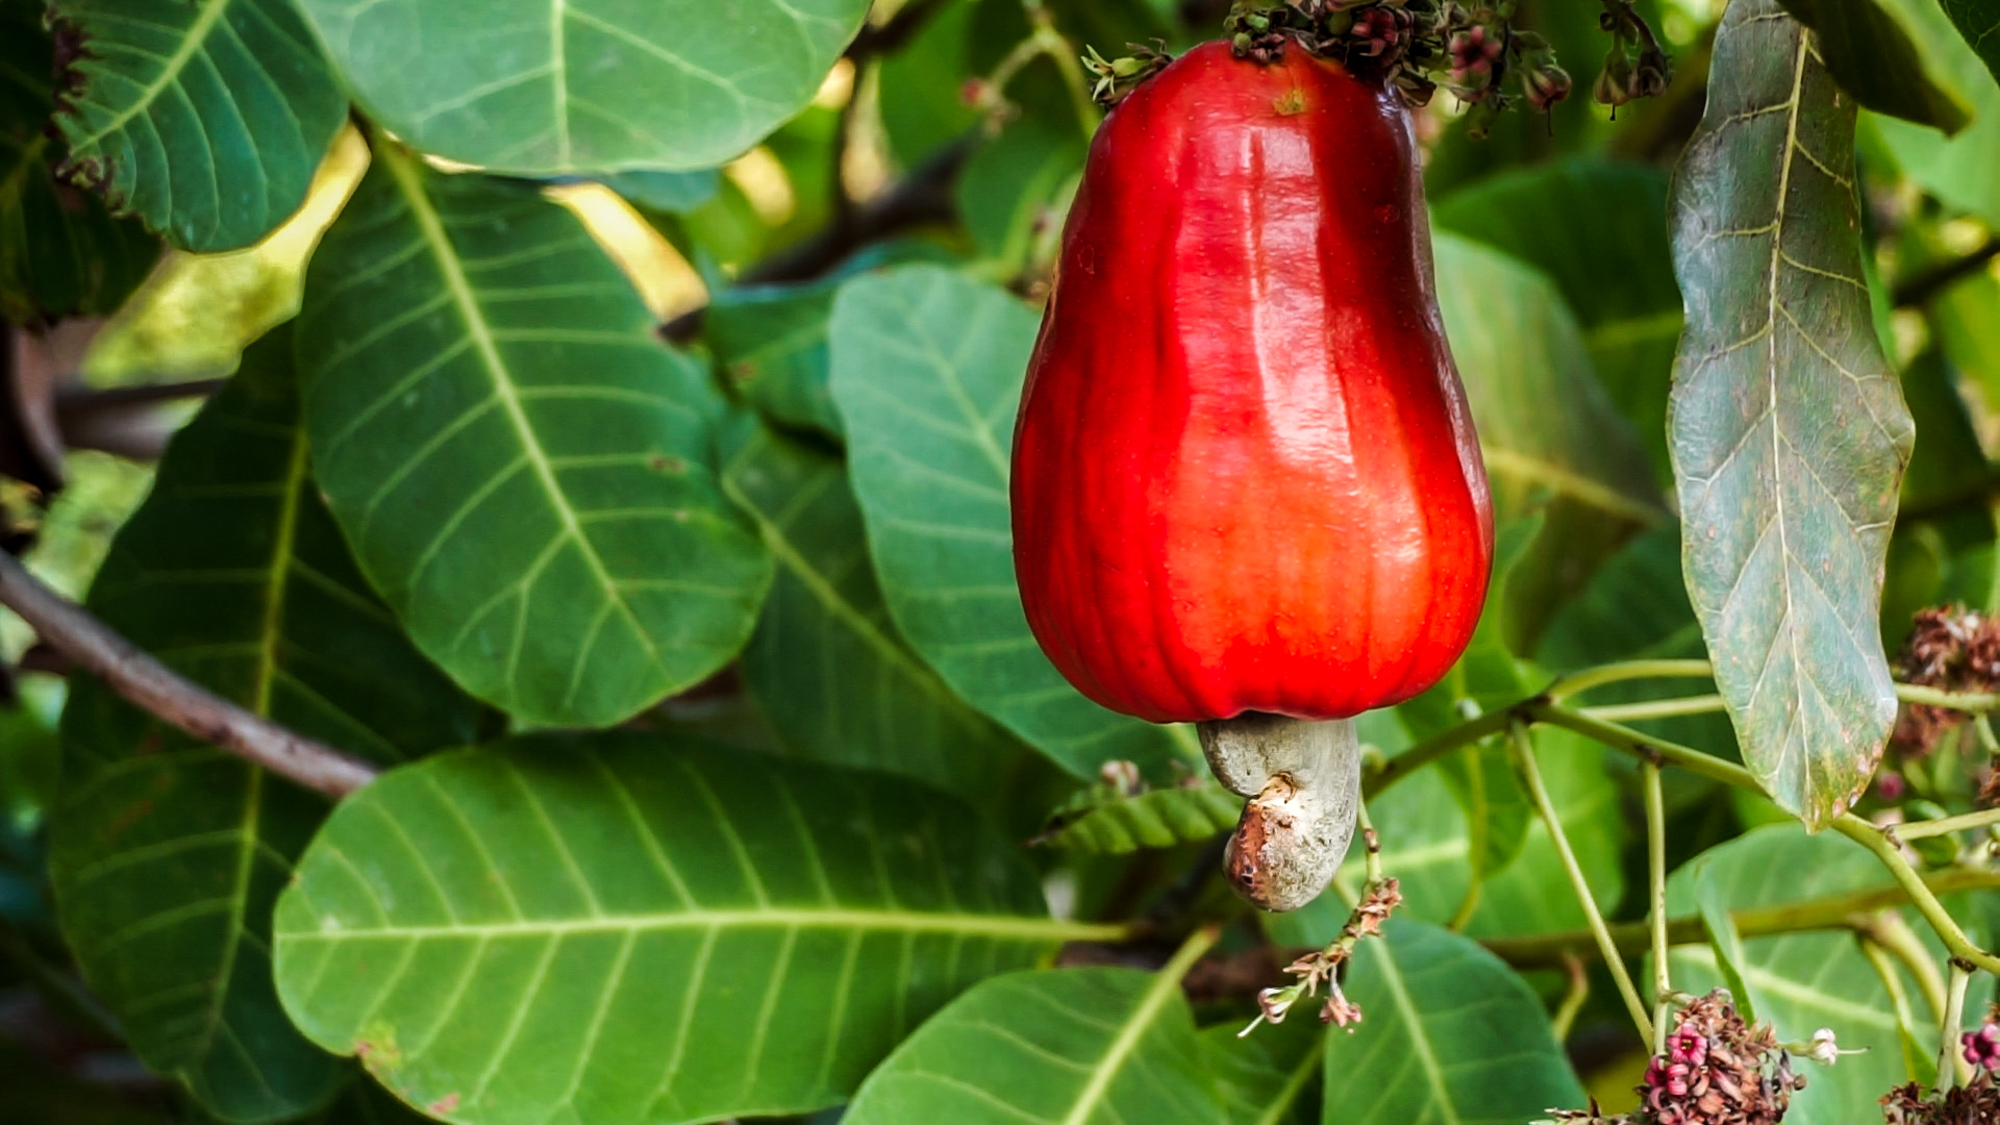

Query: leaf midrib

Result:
[1061,961,1193,1125]
[1371,944,1465,1125]
[66,0,238,151]
[281,908,1101,942]
[374,143,667,679]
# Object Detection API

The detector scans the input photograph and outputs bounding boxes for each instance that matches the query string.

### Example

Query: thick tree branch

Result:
[0,550,378,797]
[846,0,953,61]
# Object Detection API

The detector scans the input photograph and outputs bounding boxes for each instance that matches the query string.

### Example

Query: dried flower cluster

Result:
[1895,607,2000,756]
[1239,876,1402,1036]
[1542,993,1808,1125]
[1881,1071,2000,1124]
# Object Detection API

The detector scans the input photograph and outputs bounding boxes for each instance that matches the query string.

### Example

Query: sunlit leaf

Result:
[295,143,770,728]
[1668,0,1914,827]
[1318,921,1585,1123]
[844,965,1228,1125]
[52,328,487,1122]
[48,0,348,252]
[294,0,870,175]
[274,733,1069,1125]
[827,264,1194,780]
[720,417,1032,805]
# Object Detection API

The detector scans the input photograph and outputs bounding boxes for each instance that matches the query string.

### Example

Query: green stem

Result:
[1164,923,1222,981]
[1363,708,1513,796]
[1480,866,2000,968]
[1892,807,2000,841]
[1862,912,1949,1023]
[1544,659,1715,700]
[1551,952,1590,1042]
[1977,715,1999,756]
[1940,961,1972,1091]
[1510,718,1655,1045]
[1581,694,1728,722]
[1357,796,1385,886]
[1020,2,1100,137]
[1898,684,2000,713]
[1644,760,1671,1054]
[1858,936,1930,1084]
[1531,703,2000,977]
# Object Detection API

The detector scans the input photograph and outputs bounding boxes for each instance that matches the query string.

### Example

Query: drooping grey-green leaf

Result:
[1667,826,1922,1123]
[708,280,843,439]
[48,0,348,252]
[1940,0,2000,80]
[0,0,159,322]
[1773,0,1972,133]
[294,0,870,175]
[1434,233,1664,648]
[1202,1013,1323,1125]
[1433,158,1680,479]
[1318,921,1585,1124]
[828,264,1193,780]
[720,417,1031,806]
[273,733,1071,1125]
[844,965,1228,1125]
[1668,0,1915,828]
[295,144,770,729]
[52,327,487,1123]
[1037,784,1242,855]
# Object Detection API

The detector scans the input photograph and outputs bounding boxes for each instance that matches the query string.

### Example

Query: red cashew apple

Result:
[1011,40,1494,910]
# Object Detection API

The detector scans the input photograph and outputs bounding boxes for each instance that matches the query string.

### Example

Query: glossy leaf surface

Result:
[1668,0,1914,827]
[828,264,1192,779]
[844,966,1227,1125]
[1202,1015,1323,1125]
[53,329,486,1122]
[294,0,871,175]
[708,281,842,439]
[1318,921,1585,1123]
[0,0,159,322]
[48,0,348,252]
[296,146,769,728]
[720,418,1028,805]
[274,733,1066,1125]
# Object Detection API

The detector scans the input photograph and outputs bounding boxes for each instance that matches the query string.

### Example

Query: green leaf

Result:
[1688,856,1757,1024]
[1933,267,2000,410]
[1668,0,1915,828]
[1871,0,2000,227]
[828,264,1193,780]
[720,417,1031,805]
[844,965,1228,1125]
[1900,348,1989,512]
[1318,921,1585,1123]
[1940,0,2000,80]
[956,120,1083,271]
[1201,1015,1323,1125]
[1038,784,1242,855]
[294,0,870,176]
[1434,233,1664,648]
[600,170,719,215]
[1432,158,1681,479]
[1667,825,1921,1122]
[1774,0,1972,132]
[295,144,770,728]
[877,0,980,167]
[51,327,487,1123]
[48,0,348,252]
[0,0,160,322]
[273,732,1066,1125]
[708,280,843,439]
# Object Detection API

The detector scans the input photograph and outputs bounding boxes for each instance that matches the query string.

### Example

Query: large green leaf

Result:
[273,733,1067,1125]
[844,965,1228,1125]
[295,144,770,728]
[1667,826,1922,1123]
[1940,0,2000,79]
[1202,1016,1323,1125]
[0,0,159,322]
[1668,0,1915,828]
[1433,158,1681,479]
[1872,0,2000,227]
[1037,783,1242,855]
[52,328,487,1123]
[1774,0,1972,133]
[827,264,1192,780]
[48,0,348,252]
[720,417,1030,805]
[1318,921,1585,1124]
[1434,233,1664,648]
[294,0,870,176]
[708,280,842,439]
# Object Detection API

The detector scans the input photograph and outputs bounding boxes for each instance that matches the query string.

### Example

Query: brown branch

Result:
[0,550,378,797]
[1895,237,2000,308]
[847,0,954,60]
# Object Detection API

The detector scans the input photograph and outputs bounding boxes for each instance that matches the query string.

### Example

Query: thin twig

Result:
[1644,760,1672,1054]
[1582,694,1728,723]
[1941,961,1973,1090]
[1898,683,2000,713]
[0,551,378,798]
[1893,237,2000,308]
[1857,935,1930,1084]
[1510,718,1655,1044]
[1551,952,1590,1042]
[1891,806,2000,841]
[1544,659,1715,700]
